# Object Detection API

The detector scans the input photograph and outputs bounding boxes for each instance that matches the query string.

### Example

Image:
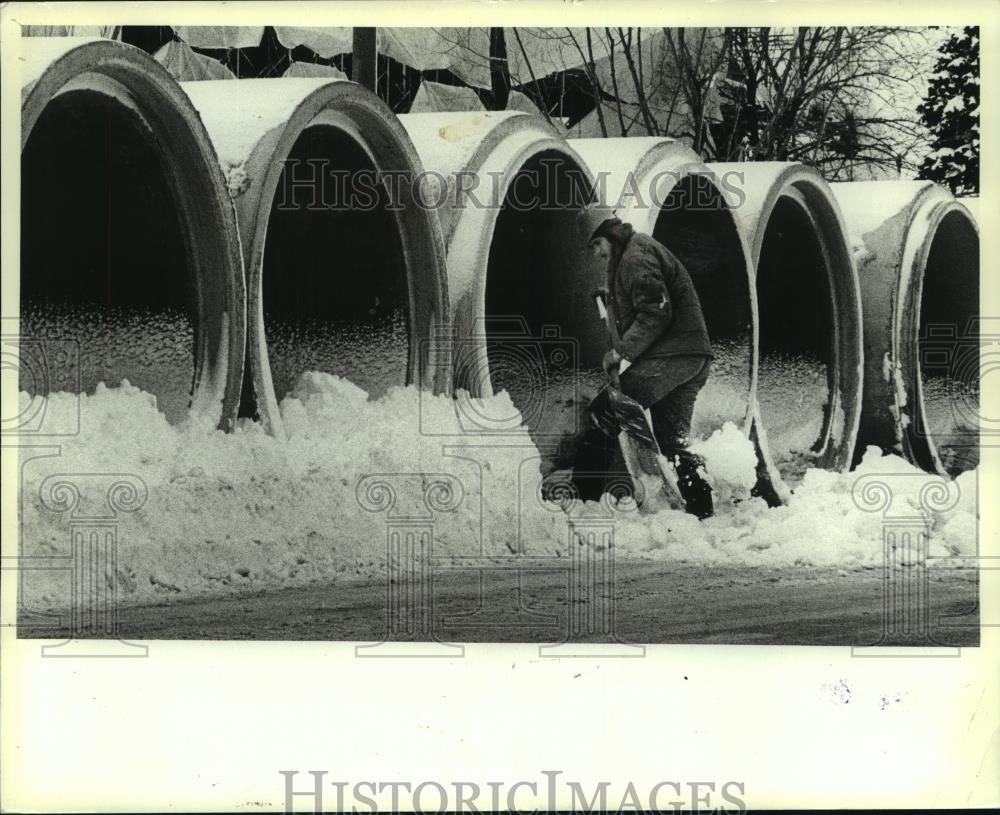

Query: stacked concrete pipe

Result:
[180,78,451,438]
[710,162,864,488]
[571,138,785,504]
[398,111,600,473]
[19,38,246,430]
[831,181,980,476]
[958,196,979,228]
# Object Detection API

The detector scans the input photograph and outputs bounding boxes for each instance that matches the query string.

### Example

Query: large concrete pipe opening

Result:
[19,39,246,429]
[570,139,774,501]
[21,89,193,423]
[651,175,755,438]
[831,181,979,476]
[754,192,838,481]
[261,126,409,403]
[915,209,980,474]
[484,150,603,465]
[401,113,600,474]
[712,162,863,487]
[182,79,450,437]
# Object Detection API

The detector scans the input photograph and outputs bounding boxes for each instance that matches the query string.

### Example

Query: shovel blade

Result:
[607,388,657,447]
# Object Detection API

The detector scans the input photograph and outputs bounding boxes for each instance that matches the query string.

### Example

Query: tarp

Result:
[153,25,721,137]
[173,26,264,49]
[22,25,119,38]
[434,28,628,88]
[505,89,540,115]
[274,27,353,59]
[282,61,349,80]
[183,27,656,88]
[409,80,485,113]
[569,28,723,139]
[378,28,634,88]
[153,40,236,82]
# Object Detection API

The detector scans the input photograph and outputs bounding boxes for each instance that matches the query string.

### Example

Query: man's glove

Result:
[590,287,609,304]
[602,348,623,376]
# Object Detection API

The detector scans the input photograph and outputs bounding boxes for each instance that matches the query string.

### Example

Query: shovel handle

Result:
[608,365,623,392]
[593,291,625,391]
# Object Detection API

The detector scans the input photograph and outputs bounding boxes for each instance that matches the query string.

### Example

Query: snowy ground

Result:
[15,374,979,634]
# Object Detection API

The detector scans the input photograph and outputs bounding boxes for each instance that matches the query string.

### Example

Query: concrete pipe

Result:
[831,181,980,475]
[181,79,450,438]
[958,196,979,229]
[19,38,246,430]
[571,137,784,505]
[398,112,599,472]
[710,162,864,487]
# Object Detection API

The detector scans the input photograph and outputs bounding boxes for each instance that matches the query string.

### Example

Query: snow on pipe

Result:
[831,181,980,476]
[181,78,451,438]
[398,112,601,471]
[570,137,784,505]
[709,162,864,489]
[19,38,247,430]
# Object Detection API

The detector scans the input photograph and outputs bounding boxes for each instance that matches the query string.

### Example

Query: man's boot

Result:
[674,453,714,519]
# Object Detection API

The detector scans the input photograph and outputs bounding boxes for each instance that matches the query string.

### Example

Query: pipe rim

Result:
[230,81,451,438]
[745,166,864,480]
[20,38,247,431]
[898,198,980,474]
[614,144,761,429]
[446,130,596,399]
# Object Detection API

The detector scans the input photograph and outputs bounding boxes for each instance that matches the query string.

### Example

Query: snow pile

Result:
[690,421,759,503]
[18,375,566,608]
[614,444,977,568]
[16,376,977,610]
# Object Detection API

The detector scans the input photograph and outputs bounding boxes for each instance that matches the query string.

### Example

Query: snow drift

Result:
[17,380,976,612]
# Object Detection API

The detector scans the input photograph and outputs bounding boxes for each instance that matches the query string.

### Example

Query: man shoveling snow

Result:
[571,216,716,519]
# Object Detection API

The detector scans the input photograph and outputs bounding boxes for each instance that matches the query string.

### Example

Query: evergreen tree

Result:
[917,26,979,195]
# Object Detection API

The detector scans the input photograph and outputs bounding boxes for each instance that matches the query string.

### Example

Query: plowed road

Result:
[18,565,979,645]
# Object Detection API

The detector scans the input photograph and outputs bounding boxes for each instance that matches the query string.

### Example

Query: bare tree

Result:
[421,26,935,180]
[721,27,933,178]
[662,28,728,155]
[563,27,609,136]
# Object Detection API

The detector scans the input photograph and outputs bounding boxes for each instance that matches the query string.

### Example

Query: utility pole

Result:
[352,27,377,94]
[489,27,510,110]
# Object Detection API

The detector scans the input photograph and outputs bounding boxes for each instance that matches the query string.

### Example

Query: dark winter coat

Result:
[607,230,713,362]
[606,228,713,407]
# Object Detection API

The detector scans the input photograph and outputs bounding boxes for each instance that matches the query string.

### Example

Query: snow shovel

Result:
[592,293,686,513]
